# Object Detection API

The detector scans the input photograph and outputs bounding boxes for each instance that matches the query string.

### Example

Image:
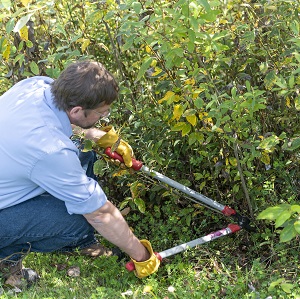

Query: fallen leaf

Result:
[67,266,80,277]
[120,207,130,216]
[51,263,67,271]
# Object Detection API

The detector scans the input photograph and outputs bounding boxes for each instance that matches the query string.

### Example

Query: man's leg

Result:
[0,150,110,287]
[0,193,99,262]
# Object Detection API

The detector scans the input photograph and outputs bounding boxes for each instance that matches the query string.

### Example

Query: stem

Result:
[102,18,125,80]
[233,134,254,218]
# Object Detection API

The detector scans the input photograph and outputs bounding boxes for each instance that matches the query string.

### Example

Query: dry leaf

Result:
[67,266,80,277]
[120,207,130,216]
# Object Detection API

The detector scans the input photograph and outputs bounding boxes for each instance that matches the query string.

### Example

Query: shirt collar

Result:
[44,86,73,137]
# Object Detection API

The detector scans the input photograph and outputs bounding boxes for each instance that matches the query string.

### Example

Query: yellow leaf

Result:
[198,111,208,120]
[192,88,205,99]
[98,43,109,51]
[229,157,237,166]
[295,96,300,110]
[19,25,28,41]
[81,39,90,52]
[3,43,10,61]
[112,169,128,177]
[151,67,162,76]
[158,91,180,104]
[143,285,153,293]
[286,97,291,108]
[260,151,270,165]
[150,59,157,67]
[21,0,31,6]
[145,45,151,53]
[182,123,191,136]
[173,104,184,120]
[186,114,197,126]
[203,117,213,125]
[184,78,195,86]
[158,91,174,104]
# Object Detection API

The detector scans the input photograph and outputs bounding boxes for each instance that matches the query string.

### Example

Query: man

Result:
[0,61,160,287]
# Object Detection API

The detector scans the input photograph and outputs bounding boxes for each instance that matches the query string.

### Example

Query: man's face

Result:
[68,104,111,129]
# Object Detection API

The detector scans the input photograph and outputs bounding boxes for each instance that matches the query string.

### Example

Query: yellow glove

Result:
[96,126,133,168]
[130,240,161,278]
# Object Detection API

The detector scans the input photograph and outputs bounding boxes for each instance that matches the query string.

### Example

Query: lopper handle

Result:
[104,147,143,171]
[125,253,162,272]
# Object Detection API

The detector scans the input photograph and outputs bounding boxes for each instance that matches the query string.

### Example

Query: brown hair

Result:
[51,61,119,111]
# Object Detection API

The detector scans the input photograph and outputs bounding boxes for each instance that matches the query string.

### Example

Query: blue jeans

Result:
[0,150,99,263]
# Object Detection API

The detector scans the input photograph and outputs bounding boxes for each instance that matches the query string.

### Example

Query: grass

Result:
[1,201,300,298]
[1,232,300,299]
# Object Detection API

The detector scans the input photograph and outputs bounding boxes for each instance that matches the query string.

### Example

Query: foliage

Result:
[257,204,300,243]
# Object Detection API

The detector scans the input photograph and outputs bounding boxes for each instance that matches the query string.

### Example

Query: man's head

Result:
[51,61,119,111]
[51,61,119,128]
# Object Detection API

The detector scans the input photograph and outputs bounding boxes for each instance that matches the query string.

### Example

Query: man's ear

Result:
[68,106,84,118]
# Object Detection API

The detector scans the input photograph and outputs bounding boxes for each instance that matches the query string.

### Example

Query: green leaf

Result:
[294,220,300,233]
[1,0,11,9]
[119,198,129,211]
[279,224,297,243]
[171,122,191,136]
[134,198,145,213]
[212,30,229,41]
[13,13,33,32]
[264,70,277,89]
[288,75,295,89]
[82,139,94,152]
[93,159,107,177]
[29,61,39,75]
[26,40,33,48]
[274,77,287,89]
[268,278,284,292]
[198,0,211,11]
[258,135,279,152]
[171,122,187,132]
[181,123,191,136]
[186,214,191,226]
[188,132,204,145]
[257,205,290,220]
[132,2,142,14]
[194,97,204,109]
[290,20,299,35]
[201,10,220,22]
[182,109,197,117]
[5,18,15,34]
[281,283,294,293]
[290,205,300,213]
[188,29,195,44]
[136,57,152,81]
[275,210,292,228]
[295,96,300,110]
[289,138,300,151]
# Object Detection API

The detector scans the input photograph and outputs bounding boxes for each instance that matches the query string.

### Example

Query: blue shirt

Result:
[0,76,107,214]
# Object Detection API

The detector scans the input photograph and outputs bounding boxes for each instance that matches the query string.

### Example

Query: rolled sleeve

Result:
[30,148,107,215]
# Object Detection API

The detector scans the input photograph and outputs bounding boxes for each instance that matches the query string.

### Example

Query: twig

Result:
[233,134,254,218]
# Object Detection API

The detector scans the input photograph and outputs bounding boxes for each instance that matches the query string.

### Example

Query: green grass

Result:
[1,202,300,298]
[1,235,300,298]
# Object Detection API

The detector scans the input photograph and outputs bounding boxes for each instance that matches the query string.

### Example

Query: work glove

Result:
[130,240,161,278]
[96,126,133,168]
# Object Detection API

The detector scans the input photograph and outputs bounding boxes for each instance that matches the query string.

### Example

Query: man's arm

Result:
[83,200,150,262]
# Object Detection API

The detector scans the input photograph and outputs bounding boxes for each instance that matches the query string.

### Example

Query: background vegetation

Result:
[0,0,299,298]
